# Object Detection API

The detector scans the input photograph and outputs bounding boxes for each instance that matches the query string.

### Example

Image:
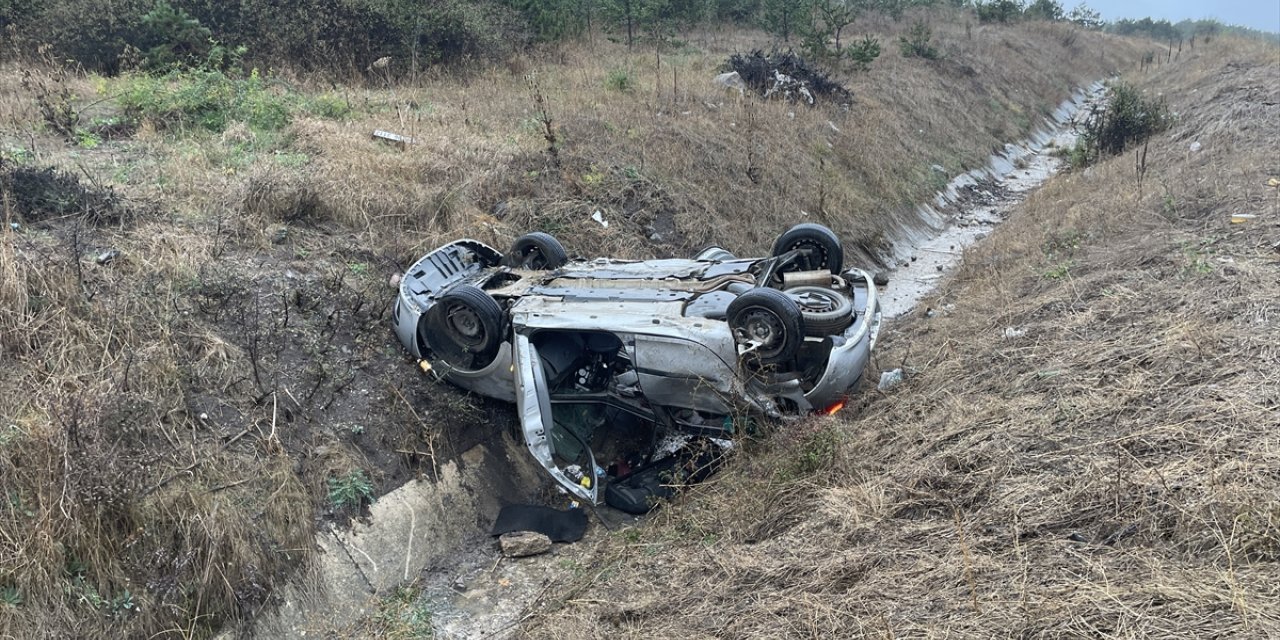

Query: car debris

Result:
[393,223,881,509]
[372,129,415,149]
[878,369,903,391]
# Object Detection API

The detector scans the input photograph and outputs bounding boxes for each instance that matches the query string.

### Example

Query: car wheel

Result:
[771,223,844,274]
[693,245,737,261]
[427,284,504,370]
[786,285,854,336]
[505,232,568,270]
[727,288,805,365]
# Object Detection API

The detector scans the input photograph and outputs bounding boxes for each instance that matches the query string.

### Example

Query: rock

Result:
[492,201,510,220]
[935,265,943,272]
[1188,141,1202,152]
[713,71,745,95]
[269,225,289,244]
[877,369,904,391]
[499,531,552,558]
[389,273,402,287]
[872,271,890,286]
[1002,327,1027,339]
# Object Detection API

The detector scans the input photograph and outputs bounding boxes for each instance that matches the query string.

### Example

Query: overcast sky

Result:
[1079,0,1280,33]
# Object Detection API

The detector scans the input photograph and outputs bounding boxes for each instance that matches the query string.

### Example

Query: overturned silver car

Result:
[392,224,880,506]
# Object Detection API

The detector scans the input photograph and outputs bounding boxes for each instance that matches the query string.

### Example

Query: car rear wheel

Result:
[728,288,805,365]
[505,232,568,270]
[786,285,854,336]
[772,223,844,274]
[427,284,504,370]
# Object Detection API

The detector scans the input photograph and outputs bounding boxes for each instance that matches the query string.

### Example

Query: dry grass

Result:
[516,38,1280,639]
[1,9,1153,638]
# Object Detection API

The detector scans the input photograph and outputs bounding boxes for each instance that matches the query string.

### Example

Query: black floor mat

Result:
[491,505,589,543]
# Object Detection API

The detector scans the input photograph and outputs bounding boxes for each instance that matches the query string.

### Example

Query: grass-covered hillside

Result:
[0,4,1148,638]
[521,37,1280,639]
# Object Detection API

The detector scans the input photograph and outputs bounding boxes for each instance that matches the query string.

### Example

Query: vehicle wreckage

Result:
[392,223,881,512]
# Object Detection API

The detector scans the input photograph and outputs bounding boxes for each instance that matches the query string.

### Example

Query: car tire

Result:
[426,284,504,370]
[771,223,844,274]
[693,245,737,261]
[505,232,568,270]
[785,285,854,336]
[727,288,805,365]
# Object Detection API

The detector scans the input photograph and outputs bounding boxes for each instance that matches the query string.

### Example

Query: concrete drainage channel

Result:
[879,81,1105,317]
[237,81,1107,639]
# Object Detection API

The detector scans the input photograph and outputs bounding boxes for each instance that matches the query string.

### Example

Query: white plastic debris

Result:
[878,369,904,391]
[591,209,609,228]
[1002,327,1027,339]
[1189,141,1202,152]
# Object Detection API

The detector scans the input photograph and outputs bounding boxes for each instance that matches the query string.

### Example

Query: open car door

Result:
[513,334,599,503]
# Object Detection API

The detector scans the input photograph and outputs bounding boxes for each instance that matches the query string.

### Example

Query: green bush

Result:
[137,1,214,70]
[847,35,882,71]
[1070,82,1171,166]
[899,21,941,59]
[118,68,294,133]
[9,0,526,76]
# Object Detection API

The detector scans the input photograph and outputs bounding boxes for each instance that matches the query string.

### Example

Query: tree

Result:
[1024,0,1063,21]
[762,0,808,42]
[1067,2,1103,29]
[797,0,868,59]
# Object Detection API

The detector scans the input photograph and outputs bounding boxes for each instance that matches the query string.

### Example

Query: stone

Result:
[499,531,552,558]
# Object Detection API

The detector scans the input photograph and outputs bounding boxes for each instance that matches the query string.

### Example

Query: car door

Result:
[513,333,599,503]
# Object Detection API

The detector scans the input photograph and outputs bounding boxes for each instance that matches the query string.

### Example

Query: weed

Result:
[75,129,102,149]
[327,470,375,511]
[305,93,353,119]
[1042,260,1073,280]
[1,584,20,607]
[604,67,635,92]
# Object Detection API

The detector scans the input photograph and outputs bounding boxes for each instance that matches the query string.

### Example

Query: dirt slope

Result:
[518,39,1280,639]
[1,11,1147,639]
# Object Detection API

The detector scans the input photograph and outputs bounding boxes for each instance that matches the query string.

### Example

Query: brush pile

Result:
[726,50,852,106]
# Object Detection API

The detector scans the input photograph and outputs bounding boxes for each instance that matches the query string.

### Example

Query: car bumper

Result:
[804,268,881,411]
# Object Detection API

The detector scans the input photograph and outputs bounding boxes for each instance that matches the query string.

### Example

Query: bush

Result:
[10,0,526,76]
[847,35,882,71]
[118,68,294,133]
[1070,82,1171,165]
[899,21,941,59]
[605,67,636,92]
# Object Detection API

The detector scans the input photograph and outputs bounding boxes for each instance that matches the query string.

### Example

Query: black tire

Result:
[692,245,737,261]
[505,232,568,270]
[425,284,504,370]
[727,288,805,365]
[771,223,844,274]
[786,286,854,336]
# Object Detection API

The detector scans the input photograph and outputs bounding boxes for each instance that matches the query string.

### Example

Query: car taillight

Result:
[823,400,846,416]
